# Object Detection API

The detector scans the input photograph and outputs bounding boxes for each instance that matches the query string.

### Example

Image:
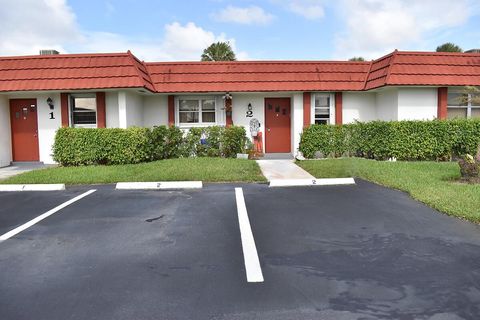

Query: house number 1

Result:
[49,112,55,120]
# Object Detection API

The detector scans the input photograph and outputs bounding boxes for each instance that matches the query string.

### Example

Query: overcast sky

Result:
[0,0,479,61]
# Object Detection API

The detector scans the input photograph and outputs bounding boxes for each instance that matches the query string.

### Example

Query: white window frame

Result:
[311,93,335,125]
[176,96,218,127]
[447,90,480,119]
[69,93,97,128]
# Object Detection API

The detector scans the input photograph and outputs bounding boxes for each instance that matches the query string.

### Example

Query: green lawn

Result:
[298,158,480,224]
[2,158,267,185]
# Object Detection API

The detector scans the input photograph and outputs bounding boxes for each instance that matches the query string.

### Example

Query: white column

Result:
[118,91,127,129]
[292,93,304,156]
[0,95,12,167]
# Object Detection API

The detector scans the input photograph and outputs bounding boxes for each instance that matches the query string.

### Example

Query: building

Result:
[1,50,479,167]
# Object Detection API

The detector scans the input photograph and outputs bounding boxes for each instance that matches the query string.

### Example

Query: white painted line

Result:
[0,189,96,242]
[269,177,356,187]
[0,184,65,192]
[116,181,202,190]
[235,187,264,283]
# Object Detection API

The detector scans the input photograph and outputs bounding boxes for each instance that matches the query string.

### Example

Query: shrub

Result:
[53,127,152,166]
[299,119,480,161]
[53,125,248,166]
[221,125,247,158]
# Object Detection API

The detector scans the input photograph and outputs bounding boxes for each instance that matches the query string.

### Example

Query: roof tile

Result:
[0,51,480,93]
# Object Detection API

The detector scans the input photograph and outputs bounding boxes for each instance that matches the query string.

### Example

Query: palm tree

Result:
[436,42,463,52]
[349,57,365,61]
[201,42,237,61]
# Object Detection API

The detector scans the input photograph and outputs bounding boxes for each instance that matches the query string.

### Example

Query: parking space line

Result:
[235,187,264,283]
[0,189,97,242]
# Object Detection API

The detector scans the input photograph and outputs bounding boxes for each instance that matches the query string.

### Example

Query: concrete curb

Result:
[269,178,355,187]
[0,184,66,192]
[116,181,203,190]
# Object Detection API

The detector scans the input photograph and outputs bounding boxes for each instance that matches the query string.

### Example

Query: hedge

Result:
[299,119,480,161]
[53,125,247,166]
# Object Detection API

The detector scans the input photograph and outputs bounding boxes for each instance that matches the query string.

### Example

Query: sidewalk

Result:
[256,159,315,181]
[0,163,52,181]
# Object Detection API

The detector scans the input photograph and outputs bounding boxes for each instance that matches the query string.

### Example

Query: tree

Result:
[436,42,463,52]
[349,57,365,61]
[201,42,236,61]
[458,86,480,105]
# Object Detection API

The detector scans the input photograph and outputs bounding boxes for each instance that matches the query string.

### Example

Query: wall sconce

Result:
[223,92,233,116]
[222,92,232,100]
[47,97,54,110]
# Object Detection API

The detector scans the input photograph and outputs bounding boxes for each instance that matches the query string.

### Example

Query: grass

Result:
[298,158,480,224]
[2,158,267,185]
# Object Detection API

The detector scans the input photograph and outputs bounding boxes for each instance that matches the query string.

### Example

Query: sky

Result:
[0,0,479,61]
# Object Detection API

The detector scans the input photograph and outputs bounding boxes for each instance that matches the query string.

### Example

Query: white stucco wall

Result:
[376,88,398,121]
[106,91,119,128]
[143,95,168,127]
[342,92,377,123]
[292,93,303,155]
[397,88,437,120]
[232,93,267,146]
[36,93,62,164]
[125,91,144,127]
[118,91,144,128]
[0,95,12,167]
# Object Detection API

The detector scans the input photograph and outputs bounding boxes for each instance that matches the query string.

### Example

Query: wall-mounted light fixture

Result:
[222,92,232,100]
[223,92,233,116]
[47,97,54,110]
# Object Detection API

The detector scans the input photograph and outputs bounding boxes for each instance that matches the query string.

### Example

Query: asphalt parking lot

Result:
[1,180,480,320]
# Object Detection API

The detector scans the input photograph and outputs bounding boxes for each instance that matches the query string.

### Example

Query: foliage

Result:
[349,56,366,61]
[221,126,248,157]
[457,86,480,105]
[299,119,480,161]
[53,125,248,166]
[436,42,463,52]
[201,41,237,61]
[53,127,152,166]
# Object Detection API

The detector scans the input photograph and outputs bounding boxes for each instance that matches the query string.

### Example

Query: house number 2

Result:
[246,104,253,117]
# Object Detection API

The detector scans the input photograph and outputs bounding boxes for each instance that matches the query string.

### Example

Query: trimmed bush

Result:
[53,127,152,166]
[53,125,248,166]
[299,119,480,160]
[221,125,248,158]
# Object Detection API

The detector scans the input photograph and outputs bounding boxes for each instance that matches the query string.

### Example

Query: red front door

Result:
[10,99,39,161]
[265,98,291,153]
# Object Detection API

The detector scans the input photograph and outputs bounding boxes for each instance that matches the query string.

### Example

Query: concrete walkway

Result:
[0,163,52,181]
[256,159,315,181]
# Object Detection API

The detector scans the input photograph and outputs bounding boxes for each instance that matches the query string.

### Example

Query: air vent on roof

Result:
[465,49,480,53]
[39,49,60,55]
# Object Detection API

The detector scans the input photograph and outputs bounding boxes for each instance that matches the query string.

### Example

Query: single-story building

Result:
[0,50,479,166]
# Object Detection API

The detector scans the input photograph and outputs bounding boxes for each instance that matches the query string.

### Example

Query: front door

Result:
[10,99,39,161]
[265,98,291,153]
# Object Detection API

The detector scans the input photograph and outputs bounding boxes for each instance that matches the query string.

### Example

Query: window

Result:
[314,94,331,124]
[447,91,480,119]
[178,98,216,125]
[70,94,97,128]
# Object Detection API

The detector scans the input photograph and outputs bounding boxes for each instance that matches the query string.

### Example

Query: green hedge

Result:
[53,125,247,166]
[299,119,480,160]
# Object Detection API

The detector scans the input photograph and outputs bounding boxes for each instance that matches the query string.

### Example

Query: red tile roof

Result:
[0,50,479,93]
[146,61,370,92]
[365,51,480,90]
[0,51,154,92]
